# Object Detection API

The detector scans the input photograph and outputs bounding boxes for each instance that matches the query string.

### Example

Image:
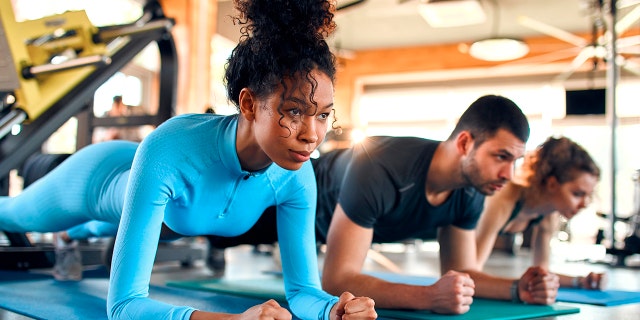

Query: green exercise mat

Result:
[167,276,580,320]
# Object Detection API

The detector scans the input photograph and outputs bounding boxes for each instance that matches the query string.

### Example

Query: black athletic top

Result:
[499,199,544,235]
[314,136,485,244]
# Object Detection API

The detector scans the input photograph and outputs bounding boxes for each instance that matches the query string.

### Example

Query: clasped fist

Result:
[578,272,607,290]
[518,266,559,305]
[429,270,475,314]
[331,292,377,320]
[237,299,292,320]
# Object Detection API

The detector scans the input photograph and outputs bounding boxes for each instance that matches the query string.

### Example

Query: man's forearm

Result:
[464,270,514,301]
[323,272,432,310]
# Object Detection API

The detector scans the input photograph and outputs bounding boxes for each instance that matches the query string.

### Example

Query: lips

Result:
[490,182,505,191]
[290,150,311,162]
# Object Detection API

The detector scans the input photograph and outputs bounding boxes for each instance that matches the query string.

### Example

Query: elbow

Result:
[321,274,341,295]
[321,271,352,296]
[107,299,122,320]
[107,295,132,320]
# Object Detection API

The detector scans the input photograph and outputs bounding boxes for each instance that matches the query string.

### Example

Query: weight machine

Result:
[0,0,203,270]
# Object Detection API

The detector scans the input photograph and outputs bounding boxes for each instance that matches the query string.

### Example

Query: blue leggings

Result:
[0,141,136,236]
[67,220,119,239]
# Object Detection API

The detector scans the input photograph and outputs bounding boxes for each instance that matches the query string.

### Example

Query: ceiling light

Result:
[418,0,486,28]
[469,37,530,61]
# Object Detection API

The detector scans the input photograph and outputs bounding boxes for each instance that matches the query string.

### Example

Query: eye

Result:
[317,112,330,121]
[287,108,303,117]
[572,191,586,198]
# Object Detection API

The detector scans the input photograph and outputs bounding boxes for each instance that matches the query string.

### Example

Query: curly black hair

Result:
[224,0,337,125]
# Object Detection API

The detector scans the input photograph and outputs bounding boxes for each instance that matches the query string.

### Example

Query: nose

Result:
[298,116,318,144]
[578,196,589,210]
[499,163,515,181]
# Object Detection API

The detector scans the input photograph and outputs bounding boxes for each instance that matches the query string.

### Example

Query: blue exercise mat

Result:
[556,288,640,306]
[366,271,640,307]
[0,269,285,320]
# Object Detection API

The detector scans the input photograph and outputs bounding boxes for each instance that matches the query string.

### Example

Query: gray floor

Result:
[2,239,640,319]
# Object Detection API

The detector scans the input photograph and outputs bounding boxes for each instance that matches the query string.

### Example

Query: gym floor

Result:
[1,239,639,320]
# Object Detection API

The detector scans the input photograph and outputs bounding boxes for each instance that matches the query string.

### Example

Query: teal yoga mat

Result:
[264,270,640,306]
[0,269,281,320]
[167,275,580,320]
[365,271,640,307]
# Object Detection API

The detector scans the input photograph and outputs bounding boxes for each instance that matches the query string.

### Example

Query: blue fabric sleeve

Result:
[107,131,195,320]
[276,163,339,320]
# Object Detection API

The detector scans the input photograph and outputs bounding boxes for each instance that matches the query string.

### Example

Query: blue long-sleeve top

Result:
[106,113,338,320]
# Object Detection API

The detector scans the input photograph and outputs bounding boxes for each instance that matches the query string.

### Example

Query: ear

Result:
[545,176,560,190]
[238,88,256,121]
[455,131,474,156]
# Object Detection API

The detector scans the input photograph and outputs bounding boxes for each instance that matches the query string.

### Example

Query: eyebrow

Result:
[319,103,334,110]
[287,97,334,110]
[496,149,517,159]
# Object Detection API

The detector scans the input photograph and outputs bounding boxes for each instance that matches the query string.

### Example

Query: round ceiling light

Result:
[469,37,530,62]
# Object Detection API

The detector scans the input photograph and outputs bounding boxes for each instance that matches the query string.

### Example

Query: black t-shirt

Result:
[499,199,544,235]
[314,136,485,244]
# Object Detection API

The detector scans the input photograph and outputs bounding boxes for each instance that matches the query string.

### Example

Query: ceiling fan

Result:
[514,0,640,83]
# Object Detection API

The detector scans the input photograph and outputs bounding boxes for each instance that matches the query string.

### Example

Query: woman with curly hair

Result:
[476,136,604,291]
[0,0,377,319]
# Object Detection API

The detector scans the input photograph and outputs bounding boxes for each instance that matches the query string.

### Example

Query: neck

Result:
[425,141,464,199]
[235,117,272,171]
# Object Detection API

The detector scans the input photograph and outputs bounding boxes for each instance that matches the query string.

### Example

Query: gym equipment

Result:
[599,169,640,266]
[0,0,176,178]
[0,0,204,271]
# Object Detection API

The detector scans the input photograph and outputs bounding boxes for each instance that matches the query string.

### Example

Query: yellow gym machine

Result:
[1,0,203,270]
[0,0,176,177]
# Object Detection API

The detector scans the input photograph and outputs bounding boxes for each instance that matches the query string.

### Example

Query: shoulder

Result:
[460,187,485,203]
[267,162,317,206]
[351,136,435,162]
[156,113,235,131]
[144,114,236,146]
[359,136,435,149]
[268,161,316,189]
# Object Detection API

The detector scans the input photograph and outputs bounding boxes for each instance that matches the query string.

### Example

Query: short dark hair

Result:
[448,94,530,145]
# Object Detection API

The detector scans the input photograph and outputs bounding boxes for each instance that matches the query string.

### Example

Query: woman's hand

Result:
[577,272,607,290]
[330,292,377,320]
[238,300,291,319]
[191,299,292,320]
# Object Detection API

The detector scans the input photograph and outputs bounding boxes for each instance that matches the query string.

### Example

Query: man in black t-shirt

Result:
[314,136,484,244]
[315,95,559,315]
